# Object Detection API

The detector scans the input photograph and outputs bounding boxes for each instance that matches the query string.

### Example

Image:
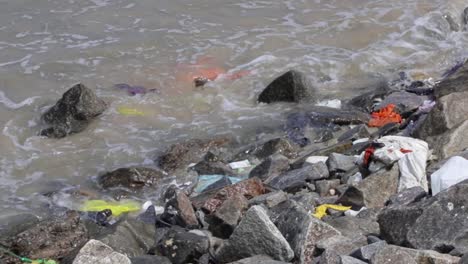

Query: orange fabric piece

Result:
[368,104,402,127]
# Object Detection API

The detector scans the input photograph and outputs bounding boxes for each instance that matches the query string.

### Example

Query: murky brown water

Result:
[1,0,467,218]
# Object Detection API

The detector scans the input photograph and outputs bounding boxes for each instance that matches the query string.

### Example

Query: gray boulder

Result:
[374,91,426,115]
[316,235,367,264]
[248,191,289,208]
[98,167,166,190]
[350,241,388,261]
[267,162,329,192]
[207,193,248,239]
[98,219,155,257]
[325,215,380,239]
[216,205,294,263]
[435,60,468,98]
[316,179,341,197]
[370,245,459,264]
[430,120,468,159]
[258,70,315,103]
[161,188,199,228]
[271,200,341,263]
[326,153,357,174]
[249,154,290,181]
[72,240,131,264]
[41,83,107,138]
[338,125,370,143]
[227,255,291,264]
[378,179,468,254]
[337,164,399,209]
[0,213,39,238]
[156,227,210,264]
[340,256,367,264]
[235,138,298,161]
[386,186,426,207]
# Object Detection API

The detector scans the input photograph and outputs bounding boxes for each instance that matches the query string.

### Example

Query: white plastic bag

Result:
[431,156,468,195]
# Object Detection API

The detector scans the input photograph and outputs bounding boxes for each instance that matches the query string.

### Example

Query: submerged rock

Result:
[72,239,131,264]
[258,70,315,103]
[40,83,107,138]
[98,167,166,190]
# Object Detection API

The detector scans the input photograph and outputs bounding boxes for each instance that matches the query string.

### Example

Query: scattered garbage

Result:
[114,83,158,96]
[368,104,402,127]
[312,204,352,219]
[431,156,468,195]
[194,174,243,193]
[305,156,328,164]
[80,199,141,216]
[117,106,145,116]
[359,136,430,192]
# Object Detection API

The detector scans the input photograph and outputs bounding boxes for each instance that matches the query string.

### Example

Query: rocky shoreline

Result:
[1,60,468,264]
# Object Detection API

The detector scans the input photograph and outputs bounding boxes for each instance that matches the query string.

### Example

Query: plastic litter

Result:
[305,156,328,164]
[114,83,158,96]
[360,136,430,192]
[80,199,141,216]
[117,107,145,116]
[431,156,468,195]
[312,204,352,219]
[194,175,243,193]
[228,160,251,170]
[368,104,402,127]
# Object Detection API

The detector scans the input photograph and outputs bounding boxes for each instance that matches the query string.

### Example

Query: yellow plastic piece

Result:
[80,200,141,216]
[312,204,352,220]
[117,107,145,116]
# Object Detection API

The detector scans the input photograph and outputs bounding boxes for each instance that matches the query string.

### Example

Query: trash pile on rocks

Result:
[1,59,468,264]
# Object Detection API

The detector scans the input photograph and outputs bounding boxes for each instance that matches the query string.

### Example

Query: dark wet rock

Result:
[326,153,357,174]
[130,255,172,264]
[1,211,88,263]
[216,205,294,263]
[346,81,390,112]
[98,219,155,257]
[227,255,291,264]
[370,245,460,264]
[340,256,367,264]
[161,188,199,228]
[249,154,290,181]
[429,120,468,159]
[157,138,230,173]
[267,162,329,192]
[374,91,426,116]
[378,180,468,254]
[435,60,468,97]
[98,167,166,190]
[156,226,209,264]
[0,213,39,239]
[114,83,158,96]
[337,164,399,209]
[136,205,156,225]
[235,138,299,161]
[338,125,370,143]
[416,91,468,138]
[193,160,235,176]
[191,178,266,214]
[325,215,380,239]
[258,70,315,103]
[207,193,248,239]
[72,239,131,264]
[40,83,107,138]
[350,241,387,261]
[248,191,289,208]
[271,200,340,263]
[316,179,341,197]
[386,186,426,207]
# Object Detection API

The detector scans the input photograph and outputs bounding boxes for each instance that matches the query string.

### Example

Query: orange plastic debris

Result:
[368,104,402,127]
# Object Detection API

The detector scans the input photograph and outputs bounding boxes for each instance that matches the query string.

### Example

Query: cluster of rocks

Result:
[1,60,468,264]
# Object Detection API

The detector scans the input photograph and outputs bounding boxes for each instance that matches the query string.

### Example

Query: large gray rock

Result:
[416,91,468,138]
[161,188,199,228]
[207,193,248,239]
[216,206,294,263]
[378,180,468,254]
[326,153,357,174]
[271,200,341,263]
[156,227,210,264]
[227,255,291,264]
[1,211,88,262]
[340,256,367,264]
[316,235,367,264]
[337,165,399,209]
[249,154,290,181]
[430,120,468,159]
[325,215,380,239]
[386,186,426,207]
[338,125,370,143]
[374,91,426,115]
[235,138,298,161]
[351,241,388,261]
[316,179,341,197]
[267,162,329,192]
[72,240,131,264]
[40,83,107,138]
[370,245,459,264]
[248,191,289,208]
[157,138,230,173]
[258,70,315,103]
[435,60,468,98]
[98,167,166,190]
[98,219,155,257]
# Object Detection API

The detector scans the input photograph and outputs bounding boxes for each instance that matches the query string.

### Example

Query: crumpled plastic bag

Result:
[431,156,468,195]
[312,204,352,219]
[80,200,141,216]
